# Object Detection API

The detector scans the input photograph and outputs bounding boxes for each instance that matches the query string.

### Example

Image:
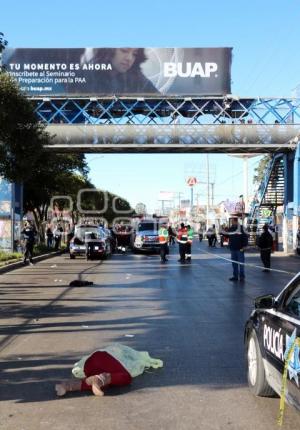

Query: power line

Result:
[215,157,260,186]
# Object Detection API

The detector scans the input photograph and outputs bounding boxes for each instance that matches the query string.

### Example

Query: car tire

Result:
[70,255,75,259]
[247,330,275,397]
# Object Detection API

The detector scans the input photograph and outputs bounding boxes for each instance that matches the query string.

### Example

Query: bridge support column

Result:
[282,153,295,253]
[292,143,300,252]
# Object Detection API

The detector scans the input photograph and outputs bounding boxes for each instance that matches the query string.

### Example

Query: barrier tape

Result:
[277,337,300,426]
[199,249,297,276]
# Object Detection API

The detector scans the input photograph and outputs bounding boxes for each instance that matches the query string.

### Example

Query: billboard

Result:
[0,178,11,217]
[3,48,232,97]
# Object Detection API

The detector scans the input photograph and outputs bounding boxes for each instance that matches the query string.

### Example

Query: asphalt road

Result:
[1,242,300,430]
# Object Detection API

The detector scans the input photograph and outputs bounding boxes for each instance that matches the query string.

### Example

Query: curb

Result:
[0,251,63,274]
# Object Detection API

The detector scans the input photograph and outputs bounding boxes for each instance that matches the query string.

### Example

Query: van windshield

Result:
[138,222,157,232]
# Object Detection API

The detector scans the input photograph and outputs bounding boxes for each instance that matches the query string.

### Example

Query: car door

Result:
[260,305,286,394]
[256,277,300,402]
[277,284,300,409]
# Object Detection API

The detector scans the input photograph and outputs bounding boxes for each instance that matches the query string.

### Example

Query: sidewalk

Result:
[0,250,63,274]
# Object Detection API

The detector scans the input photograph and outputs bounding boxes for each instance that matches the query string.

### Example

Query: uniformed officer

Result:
[21,221,37,265]
[177,223,188,264]
[186,225,194,263]
[158,222,169,263]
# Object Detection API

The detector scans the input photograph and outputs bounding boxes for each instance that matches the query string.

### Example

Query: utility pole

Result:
[206,155,210,230]
[190,186,194,208]
[177,192,183,209]
[243,157,248,213]
[211,182,215,207]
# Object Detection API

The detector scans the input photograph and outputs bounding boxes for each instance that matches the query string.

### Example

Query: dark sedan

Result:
[244,273,300,413]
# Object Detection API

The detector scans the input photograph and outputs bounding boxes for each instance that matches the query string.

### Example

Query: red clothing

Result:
[177,227,188,243]
[80,351,132,392]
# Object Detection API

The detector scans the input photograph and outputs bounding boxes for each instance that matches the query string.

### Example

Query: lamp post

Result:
[206,154,210,231]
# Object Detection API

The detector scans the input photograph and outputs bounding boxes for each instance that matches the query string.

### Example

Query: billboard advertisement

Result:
[0,178,11,217]
[3,47,232,97]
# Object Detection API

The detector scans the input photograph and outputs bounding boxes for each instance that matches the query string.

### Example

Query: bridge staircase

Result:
[247,154,285,244]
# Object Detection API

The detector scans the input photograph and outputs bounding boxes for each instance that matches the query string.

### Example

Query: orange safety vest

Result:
[159,227,169,244]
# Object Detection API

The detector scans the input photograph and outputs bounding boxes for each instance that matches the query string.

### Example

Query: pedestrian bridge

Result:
[31,96,300,153]
[45,123,300,153]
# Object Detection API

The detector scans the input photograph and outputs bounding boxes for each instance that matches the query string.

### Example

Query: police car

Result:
[245,273,300,411]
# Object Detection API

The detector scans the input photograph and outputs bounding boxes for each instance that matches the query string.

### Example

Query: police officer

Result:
[257,224,273,272]
[21,221,37,265]
[186,225,194,263]
[227,218,248,281]
[177,223,188,264]
[158,222,169,263]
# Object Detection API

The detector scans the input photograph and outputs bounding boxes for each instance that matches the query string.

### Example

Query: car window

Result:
[75,226,98,239]
[138,223,156,231]
[283,284,300,318]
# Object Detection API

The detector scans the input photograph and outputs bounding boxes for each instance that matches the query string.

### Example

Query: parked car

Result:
[69,225,112,259]
[86,227,112,260]
[69,236,87,259]
[114,223,132,252]
[244,272,300,412]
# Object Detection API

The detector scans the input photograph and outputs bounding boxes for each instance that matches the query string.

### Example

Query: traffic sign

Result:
[186,177,198,186]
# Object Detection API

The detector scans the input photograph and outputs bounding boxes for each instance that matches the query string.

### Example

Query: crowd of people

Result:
[21,216,276,280]
[157,218,276,282]
[200,219,275,280]
[158,222,194,264]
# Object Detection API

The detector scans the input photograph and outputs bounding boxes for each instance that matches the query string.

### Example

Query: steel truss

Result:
[30,96,300,153]
[32,96,300,125]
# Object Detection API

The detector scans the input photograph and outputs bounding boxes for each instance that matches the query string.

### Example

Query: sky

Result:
[1,0,300,212]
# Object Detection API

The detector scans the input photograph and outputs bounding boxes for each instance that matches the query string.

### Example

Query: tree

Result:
[78,188,134,225]
[23,151,134,240]
[0,73,50,183]
[253,155,271,187]
[23,152,90,240]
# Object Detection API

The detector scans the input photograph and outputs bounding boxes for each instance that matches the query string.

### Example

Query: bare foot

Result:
[85,375,104,396]
[55,383,67,397]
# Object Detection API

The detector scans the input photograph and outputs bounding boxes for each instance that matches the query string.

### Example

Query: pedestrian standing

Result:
[211,224,217,247]
[206,227,213,246]
[168,225,175,245]
[227,218,248,282]
[46,224,54,248]
[177,223,188,264]
[158,222,169,263]
[186,225,194,263]
[198,226,204,242]
[53,224,64,251]
[21,221,37,265]
[257,224,273,272]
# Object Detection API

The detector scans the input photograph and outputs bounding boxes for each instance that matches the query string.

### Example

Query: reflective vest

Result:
[177,227,188,243]
[187,227,194,243]
[159,227,169,244]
